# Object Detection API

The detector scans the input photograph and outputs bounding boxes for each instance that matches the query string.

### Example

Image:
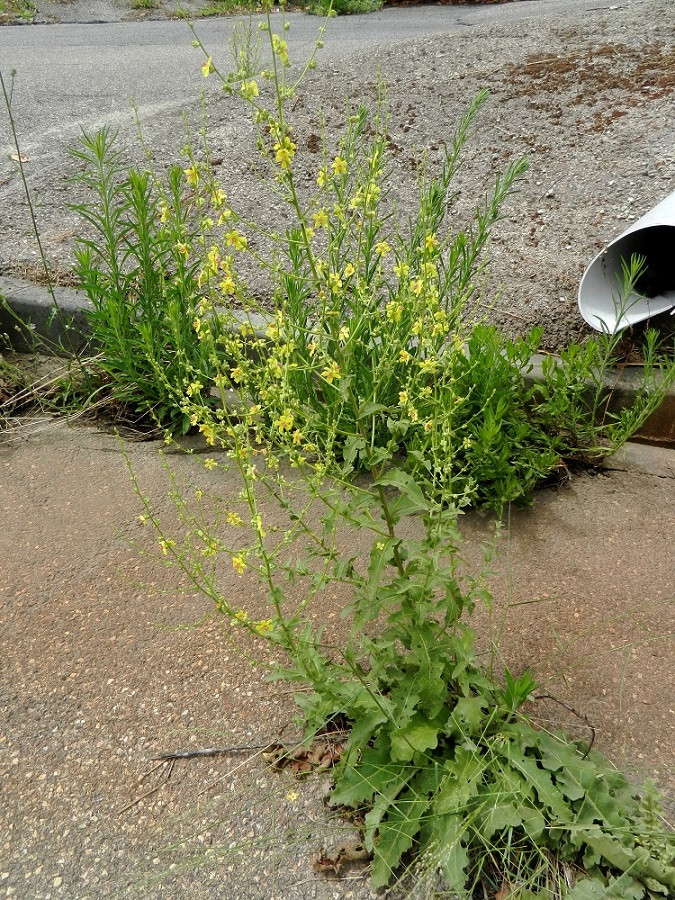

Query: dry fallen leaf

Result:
[313,843,372,877]
[10,153,28,163]
[262,736,345,777]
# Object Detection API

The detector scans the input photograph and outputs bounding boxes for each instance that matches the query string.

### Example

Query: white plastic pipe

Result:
[578,190,675,332]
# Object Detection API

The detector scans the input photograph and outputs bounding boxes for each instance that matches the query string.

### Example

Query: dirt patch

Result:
[501,42,675,134]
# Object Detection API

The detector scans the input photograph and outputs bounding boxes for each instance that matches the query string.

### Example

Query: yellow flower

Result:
[227,512,243,526]
[393,261,410,279]
[462,436,473,450]
[232,556,247,575]
[409,279,423,297]
[313,208,329,229]
[254,514,266,537]
[317,168,327,187]
[159,539,176,556]
[272,34,290,65]
[183,165,199,188]
[274,136,296,170]
[328,272,342,292]
[424,420,434,433]
[343,263,355,278]
[194,488,203,501]
[241,79,259,101]
[230,366,244,382]
[374,240,391,257]
[201,57,215,77]
[331,156,347,176]
[254,619,274,635]
[292,429,303,445]
[425,233,439,251]
[419,357,438,374]
[275,410,295,432]
[225,230,248,251]
[211,188,227,208]
[186,380,203,397]
[398,390,408,406]
[399,349,411,363]
[207,245,220,273]
[321,361,340,384]
[158,203,169,224]
[338,325,349,342]
[198,422,216,445]
[349,189,363,210]
[220,276,235,295]
[204,458,217,470]
[386,301,403,323]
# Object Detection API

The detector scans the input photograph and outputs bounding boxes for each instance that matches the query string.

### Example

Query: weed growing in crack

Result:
[20,5,671,893]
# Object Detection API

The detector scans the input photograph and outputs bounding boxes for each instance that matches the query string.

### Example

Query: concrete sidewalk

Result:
[1,417,674,897]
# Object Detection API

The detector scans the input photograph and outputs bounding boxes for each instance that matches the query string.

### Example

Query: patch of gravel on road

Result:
[2,0,674,350]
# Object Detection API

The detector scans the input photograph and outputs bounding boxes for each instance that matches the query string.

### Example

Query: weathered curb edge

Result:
[2,275,674,446]
[0,275,92,356]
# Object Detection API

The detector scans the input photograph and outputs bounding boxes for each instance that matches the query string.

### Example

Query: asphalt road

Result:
[0,0,620,169]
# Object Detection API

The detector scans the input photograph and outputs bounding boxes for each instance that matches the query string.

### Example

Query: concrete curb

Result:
[0,275,92,356]
[2,274,674,446]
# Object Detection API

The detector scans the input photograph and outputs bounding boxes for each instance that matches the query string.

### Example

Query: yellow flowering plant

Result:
[111,9,675,893]
[165,4,675,513]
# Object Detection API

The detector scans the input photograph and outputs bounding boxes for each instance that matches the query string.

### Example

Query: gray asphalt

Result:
[0,0,621,167]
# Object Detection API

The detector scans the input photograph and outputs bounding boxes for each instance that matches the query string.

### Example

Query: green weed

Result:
[0,0,35,22]
[21,6,671,892]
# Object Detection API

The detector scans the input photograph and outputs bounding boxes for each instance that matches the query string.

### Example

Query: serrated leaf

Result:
[434,747,485,815]
[479,801,526,840]
[448,695,488,736]
[388,683,422,732]
[345,708,389,756]
[437,820,470,893]
[390,716,440,762]
[331,744,407,809]
[497,744,573,823]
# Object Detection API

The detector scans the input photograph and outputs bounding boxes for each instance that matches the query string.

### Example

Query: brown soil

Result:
[1,418,674,898]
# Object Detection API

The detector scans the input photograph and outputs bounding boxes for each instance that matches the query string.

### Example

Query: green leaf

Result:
[390,716,440,762]
[433,816,470,893]
[331,743,407,809]
[447,695,489,737]
[496,742,573,824]
[479,801,526,840]
[567,877,611,899]
[357,400,388,420]
[345,708,390,755]
[434,747,485,816]
[375,468,430,514]
[370,790,427,889]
